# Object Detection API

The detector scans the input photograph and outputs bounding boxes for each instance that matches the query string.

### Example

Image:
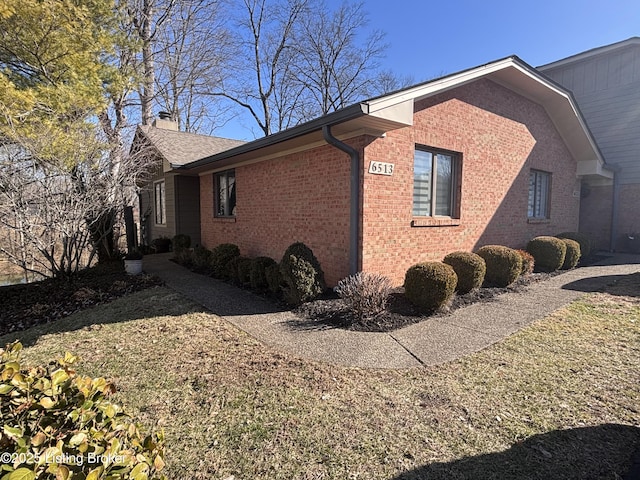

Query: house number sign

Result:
[368,161,394,176]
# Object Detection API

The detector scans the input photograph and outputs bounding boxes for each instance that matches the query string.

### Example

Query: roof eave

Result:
[176,56,608,179]
[538,37,640,71]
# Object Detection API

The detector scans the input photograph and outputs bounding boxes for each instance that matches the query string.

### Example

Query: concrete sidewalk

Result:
[143,253,640,369]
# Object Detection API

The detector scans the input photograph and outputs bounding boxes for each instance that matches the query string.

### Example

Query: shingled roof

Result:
[137,125,245,168]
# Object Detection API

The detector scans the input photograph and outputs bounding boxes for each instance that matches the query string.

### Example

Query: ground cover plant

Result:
[1,275,638,479]
[0,342,166,479]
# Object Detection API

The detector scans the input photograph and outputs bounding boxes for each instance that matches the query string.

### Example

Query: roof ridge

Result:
[139,124,245,143]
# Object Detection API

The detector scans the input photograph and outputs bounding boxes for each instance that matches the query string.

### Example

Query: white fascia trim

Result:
[539,37,640,71]
[364,58,558,111]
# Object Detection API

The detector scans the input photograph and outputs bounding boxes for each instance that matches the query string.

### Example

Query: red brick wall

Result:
[200,143,357,286]
[361,79,581,285]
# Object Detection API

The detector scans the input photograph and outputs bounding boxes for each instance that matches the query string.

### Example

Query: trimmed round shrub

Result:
[173,246,193,267]
[443,251,486,294]
[515,249,535,275]
[191,245,212,272]
[556,231,592,258]
[560,238,581,270]
[280,242,326,305]
[210,243,240,278]
[526,236,567,272]
[476,245,523,287]
[403,262,457,313]
[172,233,191,252]
[250,256,278,290]
[265,263,283,295]
[151,236,171,253]
[0,341,166,480]
[227,256,252,285]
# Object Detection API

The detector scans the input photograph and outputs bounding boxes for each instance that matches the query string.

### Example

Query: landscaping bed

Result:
[297,271,557,332]
[0,262,163,337]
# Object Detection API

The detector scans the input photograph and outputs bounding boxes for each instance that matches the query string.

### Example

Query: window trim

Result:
[154,180,166,225]
[214,169,236,218]
[528,169,552,220]
[413,145,462,219]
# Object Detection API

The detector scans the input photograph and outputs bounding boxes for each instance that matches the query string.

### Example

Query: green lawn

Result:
[2,275,639,479]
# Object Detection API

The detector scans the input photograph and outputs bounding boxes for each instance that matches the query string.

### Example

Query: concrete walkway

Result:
[143,253,640,369]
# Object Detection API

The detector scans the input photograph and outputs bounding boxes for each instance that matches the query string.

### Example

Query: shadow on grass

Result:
[0,286,210,349]
[562,272,640,298]
[393,424,640,480]
[144,254,290,317]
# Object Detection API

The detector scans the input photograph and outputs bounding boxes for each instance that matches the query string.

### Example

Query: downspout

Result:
[322,125,360,275]
[609,165,622,252]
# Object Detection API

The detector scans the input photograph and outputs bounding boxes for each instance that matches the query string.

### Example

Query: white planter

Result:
[124,259,143,275]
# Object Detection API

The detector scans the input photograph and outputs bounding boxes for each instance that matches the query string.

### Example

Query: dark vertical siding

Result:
[175,175,201,246]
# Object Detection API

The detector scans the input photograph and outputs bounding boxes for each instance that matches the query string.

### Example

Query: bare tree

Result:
[201,0,402,136]
[204,0,310,136]
[153,0,232,133]
[290,1,387,117]
[0,133,157,279]
[127,0,176,126]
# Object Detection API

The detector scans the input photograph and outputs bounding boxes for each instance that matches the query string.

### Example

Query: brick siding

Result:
[199,79,583,286]
[361,79,581,285]
[200,143,356,286]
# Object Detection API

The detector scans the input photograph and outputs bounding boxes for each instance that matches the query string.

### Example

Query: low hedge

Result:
[443,251,486,294]
[527,236,567,272]
[404,262,457,312]
[210,243,240,278]
[556,231,592,258]
[476,245,522,287]
[250,256,278,290]
[515,249,535,275]
[560,238,581,270]
[280,242,325,305]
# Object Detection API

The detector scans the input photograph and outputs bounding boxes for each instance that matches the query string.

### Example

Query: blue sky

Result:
[216,0,640,140]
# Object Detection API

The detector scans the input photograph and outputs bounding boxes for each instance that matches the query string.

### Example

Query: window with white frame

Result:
[154,180,166,225]
[215,169,236,217]
[413,147,460,217]
[528,170,551,219]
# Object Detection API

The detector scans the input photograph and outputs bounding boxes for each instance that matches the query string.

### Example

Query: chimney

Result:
[152,111,178,131]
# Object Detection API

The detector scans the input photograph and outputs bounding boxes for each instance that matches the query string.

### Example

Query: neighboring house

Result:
[131,116,245,246]
[161,56,609,286]
[539,37,640,252]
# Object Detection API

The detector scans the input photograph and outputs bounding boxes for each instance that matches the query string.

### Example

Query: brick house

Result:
[157,56,609,286]
[132,116,244,246]
[539,37,640,252]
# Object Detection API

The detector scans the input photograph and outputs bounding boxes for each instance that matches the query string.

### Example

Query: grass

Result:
[1,275,639,480]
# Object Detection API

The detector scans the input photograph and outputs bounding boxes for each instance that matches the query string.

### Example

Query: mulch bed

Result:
[0,262,163,338]
[296,254,611,333]
[296,272,559,332]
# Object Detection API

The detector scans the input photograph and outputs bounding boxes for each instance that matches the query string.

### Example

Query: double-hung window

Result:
[413,147,460,217]
[154,180,165,225]
[528,170,551,219]
[215,169,236,217]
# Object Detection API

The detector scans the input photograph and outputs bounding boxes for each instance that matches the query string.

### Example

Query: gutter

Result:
[322,125,360,276]
[178,103,367,172]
